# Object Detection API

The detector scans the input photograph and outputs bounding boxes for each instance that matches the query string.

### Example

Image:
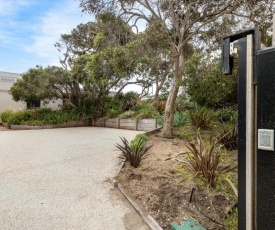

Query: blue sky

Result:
[0,0,91,74]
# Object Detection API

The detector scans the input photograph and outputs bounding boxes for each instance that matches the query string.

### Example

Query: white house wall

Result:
[0,71,26,113]
[0,71,63,115]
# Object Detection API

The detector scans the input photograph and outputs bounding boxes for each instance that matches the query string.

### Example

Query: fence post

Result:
[117,118,120,129]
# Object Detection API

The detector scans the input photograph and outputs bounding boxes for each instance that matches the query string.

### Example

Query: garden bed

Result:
[7,120,92,130]
[116,132,238,230]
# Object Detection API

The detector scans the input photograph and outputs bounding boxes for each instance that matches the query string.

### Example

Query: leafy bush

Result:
[155,114,164,126]
[105,108,122,118]
[175,94,193,112]
[134,102,158,120]
[0,109,17,123]
[118,110,136,119]
[115,137,153,168]
[184,53,237,108]
[154,100,166,113]
[189,106,215,129]
[2,108,82,125]
[217,122,238,151]
[215,108,237,123]
[178,130,236,187]
[173,111,189,127]
[130,134,149,150]
[121,91,139,111]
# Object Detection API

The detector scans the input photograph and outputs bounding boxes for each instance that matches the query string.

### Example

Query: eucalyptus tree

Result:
[79,0,248,137]
[233,0,274,47]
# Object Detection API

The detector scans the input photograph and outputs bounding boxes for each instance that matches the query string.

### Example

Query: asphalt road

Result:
[0,127,149,230]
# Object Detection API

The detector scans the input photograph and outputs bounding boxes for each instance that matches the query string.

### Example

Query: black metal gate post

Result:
[256,48,275,229]
[221,29,261,230]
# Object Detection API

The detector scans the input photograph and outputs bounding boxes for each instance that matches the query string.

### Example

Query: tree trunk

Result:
[154,76,160,103]
[161,54,184,138]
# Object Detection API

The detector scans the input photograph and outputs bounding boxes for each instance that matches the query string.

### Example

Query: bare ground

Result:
[116,133,237,230]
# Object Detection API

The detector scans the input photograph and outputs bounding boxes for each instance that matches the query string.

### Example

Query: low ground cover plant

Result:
[0,108,83,126]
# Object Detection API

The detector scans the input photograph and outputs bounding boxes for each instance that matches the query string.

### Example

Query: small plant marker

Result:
[170,218,206,230]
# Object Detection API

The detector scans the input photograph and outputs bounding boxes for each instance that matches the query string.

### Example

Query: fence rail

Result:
[93,118,158,131]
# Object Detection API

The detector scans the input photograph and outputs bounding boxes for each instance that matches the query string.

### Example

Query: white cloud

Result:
[24,0,92,67]
[0,0,33,16]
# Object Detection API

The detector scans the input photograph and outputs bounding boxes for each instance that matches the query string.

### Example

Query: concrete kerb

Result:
[111,127,164,230]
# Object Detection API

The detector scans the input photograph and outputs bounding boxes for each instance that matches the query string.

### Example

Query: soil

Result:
[0,125,10,131]
[116,133,237,230]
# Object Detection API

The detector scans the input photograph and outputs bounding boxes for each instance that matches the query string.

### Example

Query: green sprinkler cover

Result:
[170,218,206,230]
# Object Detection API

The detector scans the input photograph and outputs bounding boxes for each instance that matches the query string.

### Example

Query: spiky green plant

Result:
[115,137,153,168]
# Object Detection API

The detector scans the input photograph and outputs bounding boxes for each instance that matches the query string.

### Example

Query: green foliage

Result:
[178,130,236,187]
[115,137,153,168]
[155,114,164,126]
[215,108,237,123]
[118,110,136,119]
[134,102,158,120]
[2,108,82,126]
[105,109,122,118]
[0,109,16,123]
[224,208,238,230]
[10,66,53,104]
[173,111,189,127]
[189,106,215,129]
[184,53,237,108]
[155,111,189,127]
[175,94,192,112]
[121,91,139,111]
[130,134,149,150]
[174,126,195,142]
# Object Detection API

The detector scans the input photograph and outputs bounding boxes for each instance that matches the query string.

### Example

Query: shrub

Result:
[6,110,32,125]
[215,108,237,123]
[2,108,82,125]
[173,111,189,127]
[115,137,153,168]
[217,122,238,151]
[118,110,136,119]
[155,114,164,126]
[134,102,158,120]
[0,109,17,123]
[130,134,149,150]
[178,130,236,187]
[189,106,215,129]
[185,53,237,108]
[105,108,122,118]
[121,91,139,111]
[154,100,166,113]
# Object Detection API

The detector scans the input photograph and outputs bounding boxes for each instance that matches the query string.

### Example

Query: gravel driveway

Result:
[0,127,149,230]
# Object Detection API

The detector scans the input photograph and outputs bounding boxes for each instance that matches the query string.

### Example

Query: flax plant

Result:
[115,137,153,168]
[180,130,236,187]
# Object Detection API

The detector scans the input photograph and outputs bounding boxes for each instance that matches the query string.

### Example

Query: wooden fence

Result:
[3,118,159,132]
[93,118,158,131]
